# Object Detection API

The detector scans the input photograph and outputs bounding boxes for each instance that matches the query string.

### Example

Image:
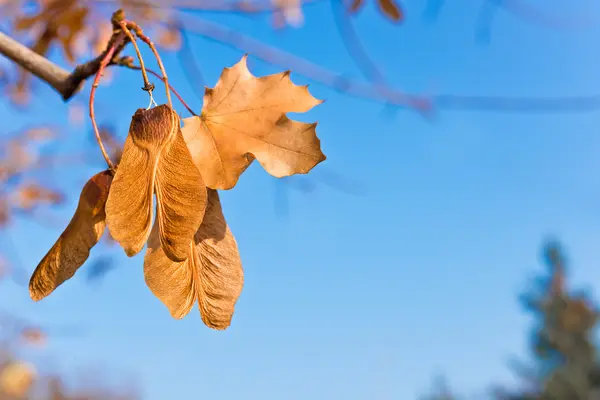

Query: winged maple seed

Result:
[25,55,326,329]
[144,188,243,329]
[29,170,113,301]
[105,105,207,261]
[181,55,326,190]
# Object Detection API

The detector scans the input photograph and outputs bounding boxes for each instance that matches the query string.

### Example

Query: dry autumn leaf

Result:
[378,0,403,22]
[24,126,55,141]
[14,0,89,64]
[11,183,63,211]
[155,25,182,51]
[181,55,326,190]
[105,105,207,261]
[0,199,9,226]
[68,102,86,126]
[144,188,243,329]
[348,0,403,22]
[90,22,113,55]
[29,170,112,301]
[349,0,364,13]
[20,327,47,348]
[0,361,36,398]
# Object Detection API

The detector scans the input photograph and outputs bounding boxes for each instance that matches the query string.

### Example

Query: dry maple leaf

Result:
[144,188,243,329]
[105,105,207,261]
[28,170,112,301]
[181,55,326,190]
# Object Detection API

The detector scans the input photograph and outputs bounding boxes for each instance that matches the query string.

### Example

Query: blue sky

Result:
[3,0,600,398]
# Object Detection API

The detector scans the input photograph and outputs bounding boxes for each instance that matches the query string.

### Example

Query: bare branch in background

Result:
[476,0,599,43]
[0,31,128,101]
[177,14,432,111]
[498,0,599,31]
[3,2,600,115]
[174,20,206,102]
[88,0,324,13]
[330,0,387,85]
[178,13,600,114]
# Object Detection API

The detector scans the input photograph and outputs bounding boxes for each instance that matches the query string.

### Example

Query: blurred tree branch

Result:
[0,30,128,101]
[0,32,72,98]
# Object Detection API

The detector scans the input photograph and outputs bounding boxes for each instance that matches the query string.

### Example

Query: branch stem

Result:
[0,30,129,101]
[118,21,154,96]
[127,21,173,109]
[89,34,126,171]
[124,64,197,116]
[0,32,70,96]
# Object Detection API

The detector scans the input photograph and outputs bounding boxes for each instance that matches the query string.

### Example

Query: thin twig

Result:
[121,62,197,116]
[86,0,324,14]
[89,33,125,170]
[117,20,153,95]
[330,0,386,85]
[127,20,173,109]
[145,68,194,115]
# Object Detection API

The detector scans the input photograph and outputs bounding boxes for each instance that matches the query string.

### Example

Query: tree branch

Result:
[0,31,126,101]
[0,32,71,97]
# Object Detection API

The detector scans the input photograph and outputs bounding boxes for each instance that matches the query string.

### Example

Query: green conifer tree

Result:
[502,241,600,400]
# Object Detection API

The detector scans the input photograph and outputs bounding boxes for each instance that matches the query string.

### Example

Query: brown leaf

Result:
[29,170,112,302]
[24,127,55,141]
[6,140,35,171]
[155,25,182,51]
[106,105,206,261]
[144,189,243,329]
[20,327,47,348]
[349,0,365,13]
[57,7,88,64]
[12,183,63,211]
[377,0,403,22]
[0,361,36,398]
[91,22,113,55]
[181,55,325,190]
[0,198,9,226]
[68,102,86,126]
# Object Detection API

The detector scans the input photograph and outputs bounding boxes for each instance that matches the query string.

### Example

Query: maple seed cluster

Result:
[28,56,326,330]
